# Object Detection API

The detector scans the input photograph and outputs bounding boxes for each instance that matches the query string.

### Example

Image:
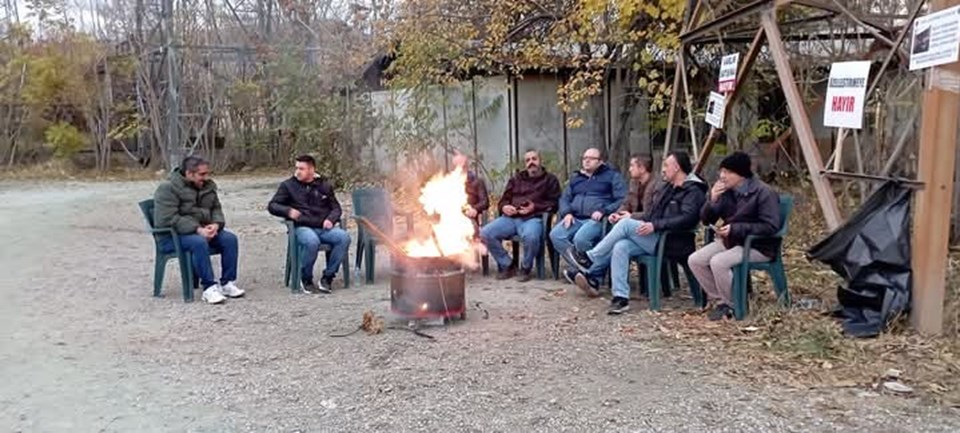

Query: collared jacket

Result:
[700,177,781,258]
[268,176,343,228]
[558,163,628,219]
[153,168,226,235]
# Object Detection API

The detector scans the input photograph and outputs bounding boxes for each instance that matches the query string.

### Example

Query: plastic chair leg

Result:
[511,241,520,270]
[153,258,165,297]
[180,253,194,302]
[731,266,749,320]
[535,243,545,280]
[770,262,790,307]
[681,263,706,308]
[342,249,351,289]
[481,253,490,276]
[364,242,376,284]
[647,259,662,311]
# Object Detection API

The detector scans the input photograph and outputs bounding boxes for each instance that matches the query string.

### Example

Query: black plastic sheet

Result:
[806,181,913,338]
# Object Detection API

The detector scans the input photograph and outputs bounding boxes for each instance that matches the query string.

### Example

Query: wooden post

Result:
[911,0,960,335]
[762,10,843,230]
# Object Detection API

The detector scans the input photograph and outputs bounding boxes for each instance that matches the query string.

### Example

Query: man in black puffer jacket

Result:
[268,155,351,294]
[563,151,706,315]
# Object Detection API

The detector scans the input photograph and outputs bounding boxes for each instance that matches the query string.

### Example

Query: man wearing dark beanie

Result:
[688,151,781,320]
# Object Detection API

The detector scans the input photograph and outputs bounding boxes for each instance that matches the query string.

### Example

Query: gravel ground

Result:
[1,176,958,432]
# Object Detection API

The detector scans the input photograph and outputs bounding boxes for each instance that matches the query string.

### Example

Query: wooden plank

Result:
[911,0,960,335]
[678,54,700,157]
[761,10,843,230]
[694,28,767,173]
[663,62,682,154]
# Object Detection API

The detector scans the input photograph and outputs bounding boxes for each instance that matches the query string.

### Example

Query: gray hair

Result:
[180,155,209,173]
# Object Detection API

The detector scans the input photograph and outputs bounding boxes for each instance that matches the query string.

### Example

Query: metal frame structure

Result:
[667,0,959,333]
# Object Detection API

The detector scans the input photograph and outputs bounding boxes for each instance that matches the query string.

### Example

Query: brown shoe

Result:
[495,266,516,280]
[574,273,601,298]
[516,268,533,282]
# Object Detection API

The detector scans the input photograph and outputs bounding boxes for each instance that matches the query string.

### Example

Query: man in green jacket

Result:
[153,156,243,304]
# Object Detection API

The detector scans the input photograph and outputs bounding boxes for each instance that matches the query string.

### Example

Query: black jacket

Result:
[700,177,781,258]
[268,176,342,228]
[646,174,708,258]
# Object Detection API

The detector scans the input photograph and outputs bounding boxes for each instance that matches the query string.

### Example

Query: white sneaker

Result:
[202,285,226,304]
[220,281,245,298]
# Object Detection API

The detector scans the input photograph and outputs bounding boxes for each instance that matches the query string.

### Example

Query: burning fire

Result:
[403,165,478,264]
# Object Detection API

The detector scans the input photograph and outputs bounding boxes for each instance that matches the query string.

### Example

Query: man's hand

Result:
[196,225,216,239]
[591,211,604,222]
[636,221,655,236]
[710,181,727,203]
[502,205,518,216]
[464,207,478,219]
[609,211,630,224]
[204,224,219,236]
[323,219,334,230]
[518,202,535,215]
[716,224,731,238]
[288,208,302,221]
[562,214,574,228]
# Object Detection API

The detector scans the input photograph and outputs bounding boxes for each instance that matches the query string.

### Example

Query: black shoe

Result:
[495,266,516,280]
[608,297,630,315]
[562,247,593,274]
[574,273,601,298]
[319,276,334,293]
[563,269,578,284]
[301,279,321,294]
[708,304,734,321]
[516,268,533,282]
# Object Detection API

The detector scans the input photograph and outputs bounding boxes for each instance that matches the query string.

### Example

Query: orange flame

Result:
[403,166,478,265]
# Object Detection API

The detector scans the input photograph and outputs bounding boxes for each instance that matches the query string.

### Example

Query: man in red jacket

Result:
[479,149,562,282]
[689,152,781,320]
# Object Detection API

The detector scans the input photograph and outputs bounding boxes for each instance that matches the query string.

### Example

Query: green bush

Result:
[45,122,87,159]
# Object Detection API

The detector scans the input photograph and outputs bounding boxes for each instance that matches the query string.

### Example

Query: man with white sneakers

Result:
[154,156,244,304]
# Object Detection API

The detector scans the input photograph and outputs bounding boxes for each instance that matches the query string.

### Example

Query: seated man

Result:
[689,151,781,321]
[622,153,659,219]
[550,147,627,273]
[268,155,351,294]
[479,149,561,282]
[563,151,705,314]
[452,151,489,237]
[154,156,244,304]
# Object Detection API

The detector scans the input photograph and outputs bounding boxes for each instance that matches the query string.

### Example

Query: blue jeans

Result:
[296,227,351,281]
[161,230,239,289]
[586,219,659,299]
[479,216,543,271]
[549,218,603,258]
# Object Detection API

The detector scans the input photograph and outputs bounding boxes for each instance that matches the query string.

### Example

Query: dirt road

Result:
[1,177,956,432]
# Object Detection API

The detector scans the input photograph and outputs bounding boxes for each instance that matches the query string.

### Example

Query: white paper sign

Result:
[909,5,960,70]
[718,53,740,92]
[824,61,870,129]
[705,91,726,129]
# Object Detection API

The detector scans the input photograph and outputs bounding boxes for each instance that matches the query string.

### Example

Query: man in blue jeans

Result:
[480,149,561,282]
[268,155,351,294]
[154,156,244,304]
[563,151,706,314]
[550,147,627,276]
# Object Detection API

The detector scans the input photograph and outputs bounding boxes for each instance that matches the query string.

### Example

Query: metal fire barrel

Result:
[390,256,466,320]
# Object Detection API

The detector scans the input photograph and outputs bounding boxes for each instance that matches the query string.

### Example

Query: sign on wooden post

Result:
[909,5,960,71]
[705,91,726,129]
[824,61,871,130]
[718,53,740,93]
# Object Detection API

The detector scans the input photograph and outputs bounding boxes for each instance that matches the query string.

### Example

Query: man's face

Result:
[185,164,211,188]
[718,168,742,188]
[295,161,316,182]
[581,149,602,173]
[628,158,644,179]
[524,151,542,175]
[661,156,679,183]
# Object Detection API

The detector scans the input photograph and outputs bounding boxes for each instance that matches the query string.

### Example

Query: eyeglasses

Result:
[582,156,600,161]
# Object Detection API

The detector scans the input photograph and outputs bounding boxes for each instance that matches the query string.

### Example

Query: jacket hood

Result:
[682,172,708,192]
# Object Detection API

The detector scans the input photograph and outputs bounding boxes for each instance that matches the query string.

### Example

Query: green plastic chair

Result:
[138,199,219,302]
[282,219,350,292]
[631,229,705,311]
[480,212,556,279]
[728,195,793,319]
[351,188,413,284]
